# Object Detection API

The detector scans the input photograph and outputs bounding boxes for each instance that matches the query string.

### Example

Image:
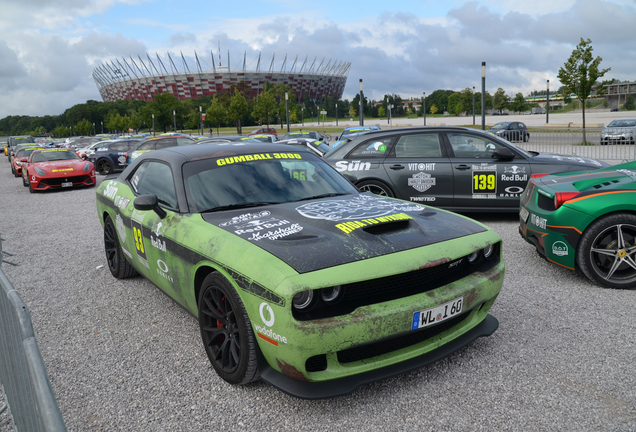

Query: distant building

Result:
[93,52,350,102]
[601,81,636,110]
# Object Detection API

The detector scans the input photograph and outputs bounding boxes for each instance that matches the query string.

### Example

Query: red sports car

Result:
[22,148,96,193]
[12,146,43,177]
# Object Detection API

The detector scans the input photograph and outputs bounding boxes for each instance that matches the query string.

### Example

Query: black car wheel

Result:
[97,158,112,175]
[103,215,137,279]
[198,273,259,385]
[577,213,636,289]
[523,133,529,142]
[22,171,29,187]
[28,177,36,193]
[357,180,394,197]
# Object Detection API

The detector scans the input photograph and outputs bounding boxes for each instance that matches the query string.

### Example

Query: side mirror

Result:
[20,157,27,162]
[492,147,515,160]
[134,194,167,219]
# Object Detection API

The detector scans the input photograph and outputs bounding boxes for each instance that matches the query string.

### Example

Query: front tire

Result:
[198,273,259,385]
[97,158,112,175]
[576,213,636,289]
[357,180,395,197]
[104,215,137,279]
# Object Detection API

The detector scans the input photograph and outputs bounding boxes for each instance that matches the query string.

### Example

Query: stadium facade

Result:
[92,52,350,103]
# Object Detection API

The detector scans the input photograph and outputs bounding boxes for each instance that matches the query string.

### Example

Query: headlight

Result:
[83,162,91,172]
[321,286,343,304]
[483,244,495,260]
[468,251,480,263]
[15,161,21,166]
[292,290,315,311]
[34,166,46,175]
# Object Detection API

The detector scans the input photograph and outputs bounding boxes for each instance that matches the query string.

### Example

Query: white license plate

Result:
[520,206,529,222]
[61,182,73,187]
[411,297,463,330]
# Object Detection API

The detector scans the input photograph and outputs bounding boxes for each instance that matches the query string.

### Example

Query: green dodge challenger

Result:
[96,142,505,398]
[520,160,636,289]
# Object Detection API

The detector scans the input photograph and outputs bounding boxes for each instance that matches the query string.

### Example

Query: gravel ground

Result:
[1,159,635,432]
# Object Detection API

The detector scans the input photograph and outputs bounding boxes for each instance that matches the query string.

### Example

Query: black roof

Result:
[138,141,314,164]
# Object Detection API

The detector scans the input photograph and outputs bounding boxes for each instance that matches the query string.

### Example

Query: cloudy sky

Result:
[1,0,634,118]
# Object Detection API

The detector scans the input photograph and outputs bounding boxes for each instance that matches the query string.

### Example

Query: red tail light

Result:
[531,173,549,179]
[554,191,580,209]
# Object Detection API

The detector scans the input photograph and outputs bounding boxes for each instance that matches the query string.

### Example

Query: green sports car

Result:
[95,142,505,398]
[520,160,636,289]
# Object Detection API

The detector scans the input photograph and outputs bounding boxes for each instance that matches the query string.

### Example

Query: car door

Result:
[382,132,454,206]
[123,160,184,304]
[110,141,132,170]
[444,131,530,210]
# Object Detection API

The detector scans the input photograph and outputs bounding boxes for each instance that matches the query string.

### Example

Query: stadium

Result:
[92,51,351,102]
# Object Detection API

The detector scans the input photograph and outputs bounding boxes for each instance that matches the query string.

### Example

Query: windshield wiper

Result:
[202,202,281,213]
[294,192,351,202]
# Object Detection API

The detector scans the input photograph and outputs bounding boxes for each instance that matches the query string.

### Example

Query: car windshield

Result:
[489,123,509,130]
[31,149,80,163]
[608,120,636,127]
[183,152,356,212]
[16,147,41,158]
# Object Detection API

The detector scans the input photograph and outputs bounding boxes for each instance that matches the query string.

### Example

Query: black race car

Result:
[323,126,609,213]
[88,138,143,175]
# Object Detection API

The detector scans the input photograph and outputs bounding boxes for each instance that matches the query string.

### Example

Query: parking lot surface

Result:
[1,160,635,431]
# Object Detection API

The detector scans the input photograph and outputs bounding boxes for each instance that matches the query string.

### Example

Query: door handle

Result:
[389,164,405,170]
[455,164,470,170]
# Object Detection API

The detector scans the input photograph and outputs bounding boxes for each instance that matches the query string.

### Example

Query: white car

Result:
[600,118,636,145]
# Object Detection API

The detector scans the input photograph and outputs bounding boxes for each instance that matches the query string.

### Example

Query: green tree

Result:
[349,106,357,119]
[459,88,474,115]
[509,93,527,113]
[252,90,277,128]
[557,38,610,142]
[76,119,93,135]
[447,92,462,116]
[430,104,439,115]
[493,88,509,114]
[624,95,635,111]
[206,96,227,136]
[228,89,248,134]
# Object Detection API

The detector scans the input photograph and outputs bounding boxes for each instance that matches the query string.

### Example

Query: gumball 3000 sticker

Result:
[296,194,425,221]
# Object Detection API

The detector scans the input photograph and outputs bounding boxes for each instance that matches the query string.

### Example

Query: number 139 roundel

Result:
[96,141,504,399]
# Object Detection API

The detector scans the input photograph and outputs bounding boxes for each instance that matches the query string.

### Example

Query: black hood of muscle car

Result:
[201,194,487,273]
[530,153,609,168]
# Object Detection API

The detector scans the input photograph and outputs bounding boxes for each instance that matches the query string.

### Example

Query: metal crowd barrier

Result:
[514,128,636,165]
[0,237,66,432]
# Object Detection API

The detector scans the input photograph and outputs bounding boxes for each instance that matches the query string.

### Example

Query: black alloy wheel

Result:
[357,180,395,197]
[577,213,636,289]
[97,158,112,175]
[198,273,259,385]
[103,215,136,279]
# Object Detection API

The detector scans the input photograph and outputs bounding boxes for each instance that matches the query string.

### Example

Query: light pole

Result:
[152,113,155,137]
[359,79,364,126]
[472,86,476,125]
[546,79,550,124]
[173,110,176,132]
[301,107,304,126]
[335,103,338,126]
[199,106,203,135]
[481,62,486,130]
[285,92,290,132]
[422,92,426,126]
[93,122,95,136]
[101,121,103,134]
